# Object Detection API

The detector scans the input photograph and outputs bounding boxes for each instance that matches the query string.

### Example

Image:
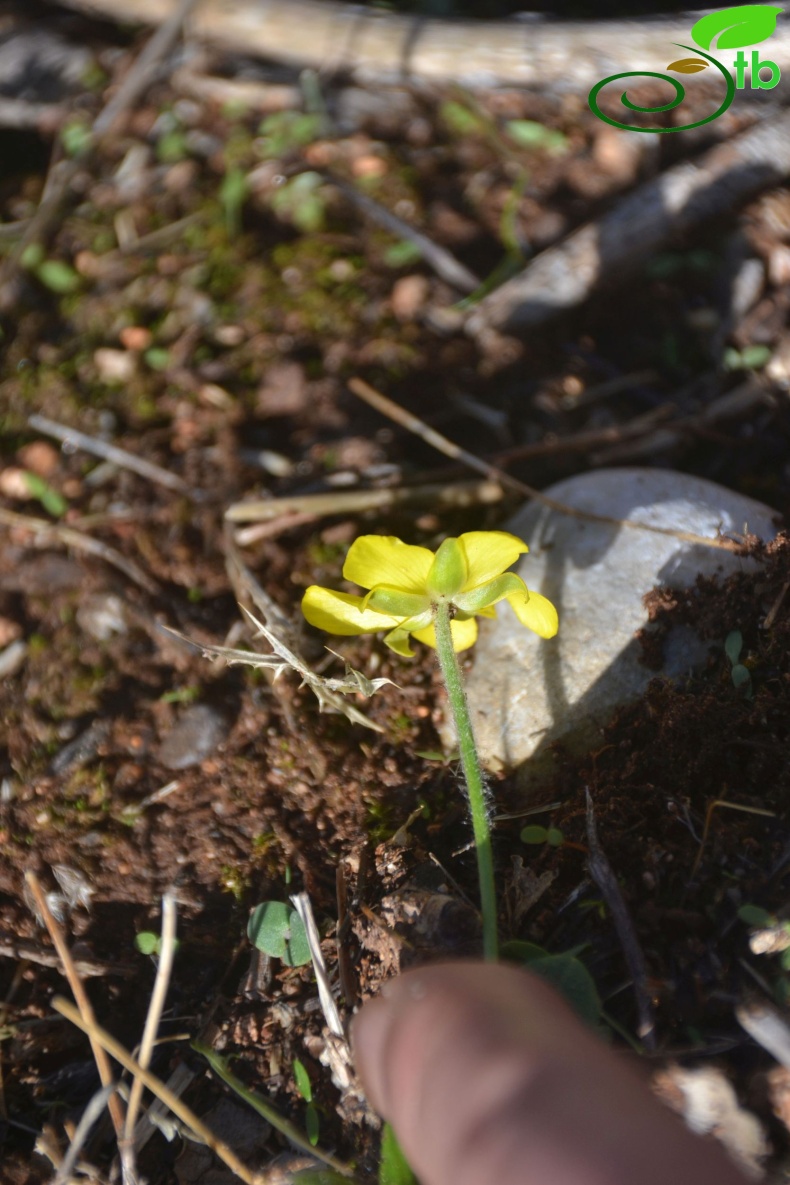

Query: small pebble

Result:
[159,703,228,770]
[94,347,136,383]
[119,325,152,352]
[0,467,32,500]
[0,617,22,647]
[391,274,430,322]
[17,441,59,477]
[0,640,27,679]
[76,593,128,641]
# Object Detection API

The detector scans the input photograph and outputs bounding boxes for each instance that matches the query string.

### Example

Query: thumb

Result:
[351,961,751,1185]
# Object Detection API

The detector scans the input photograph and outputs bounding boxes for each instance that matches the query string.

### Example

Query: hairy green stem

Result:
[433,601,498,961]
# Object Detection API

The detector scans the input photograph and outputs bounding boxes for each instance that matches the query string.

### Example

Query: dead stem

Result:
[348,376,749,553]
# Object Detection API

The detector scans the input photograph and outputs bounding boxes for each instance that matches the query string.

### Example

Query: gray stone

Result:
[159,703,227,770]
[462,468,780,784]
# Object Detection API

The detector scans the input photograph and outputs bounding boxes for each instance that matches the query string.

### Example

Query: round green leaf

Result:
[500,939,549,963]
[528,954,601,1028]
[738,904,774,926]
[135,931,159,956]
[521,825,549,844]
[247,901,311,966]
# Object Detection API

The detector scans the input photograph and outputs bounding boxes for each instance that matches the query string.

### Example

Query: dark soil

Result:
[1,6,790,1183]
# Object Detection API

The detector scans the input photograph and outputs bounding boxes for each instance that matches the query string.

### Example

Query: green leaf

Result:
[738,903,774,926]
[383,240,422,268]
[22,472,66,517]
[505,119,569,155]
[36,260,81,294]
[723,344,772,371]
[731,663,752,690]
[379,1122,417,1185]
[247,901,311,966]
[500,939,549,963]
[157,130,189,164]
[305,1102,320,1146]
[293,1058,313,1102]
[220,166,249,236]
[528,954,602,1028]
[21,243,44,270]
[144,347,171,371]
[270,172,326,234]
[135,931,160,956]
[691,5,783,50]
[521,824,549,844]
[61,119,93,158]
[725,630,743,665]
[440,100,486,137]
[546,827,565,847]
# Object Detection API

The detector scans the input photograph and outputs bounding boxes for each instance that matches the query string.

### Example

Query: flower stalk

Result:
[433,600,498,961]
[301,530,559,966]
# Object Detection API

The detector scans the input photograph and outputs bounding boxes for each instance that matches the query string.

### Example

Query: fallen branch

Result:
[466,113,790,334]
[45,0,790,89]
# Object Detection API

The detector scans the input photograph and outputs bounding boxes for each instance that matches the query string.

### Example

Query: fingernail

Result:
[351,998,392,1114]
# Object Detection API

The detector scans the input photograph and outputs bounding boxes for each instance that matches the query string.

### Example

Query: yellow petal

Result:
[507,589,558,639]
[302,586,402,635]
[412,615,478,652]
[343,535,434,593]
[458,531,528,589]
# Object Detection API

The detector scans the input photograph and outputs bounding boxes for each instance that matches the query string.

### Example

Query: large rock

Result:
[462,468,780,785]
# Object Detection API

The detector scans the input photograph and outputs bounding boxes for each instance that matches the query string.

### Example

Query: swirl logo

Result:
[588,4,783,133]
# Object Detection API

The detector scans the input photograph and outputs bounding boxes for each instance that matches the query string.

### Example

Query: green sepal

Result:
[363,586,430,617]
[427,538,468,599]
[383,610,433,657]
[453,571,528,614]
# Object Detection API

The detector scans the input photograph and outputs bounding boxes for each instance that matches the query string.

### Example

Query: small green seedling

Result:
[135,930,180,957]
[21,245,81,296]
[725,630,753,696]
[520,824,565,847]
[723,344,772,372]
[383,239,423,269]
[270,172,326,233]
[61,118,92,159]
[20,472,66,517]
[293,1058,320,1146]
[247,900,310,966]
[256,111,324,159]
[505,119,569,155]
[220,165,249,237]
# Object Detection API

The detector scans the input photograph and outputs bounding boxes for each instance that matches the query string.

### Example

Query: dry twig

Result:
[347,377,749,552]
[52,996,265,1185]
[585,790,656,1049]
[28,414,192,495]
[0,506,158,593]
[24,872,128,1156]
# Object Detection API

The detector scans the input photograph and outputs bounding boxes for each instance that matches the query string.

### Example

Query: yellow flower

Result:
[301,531,558,657]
